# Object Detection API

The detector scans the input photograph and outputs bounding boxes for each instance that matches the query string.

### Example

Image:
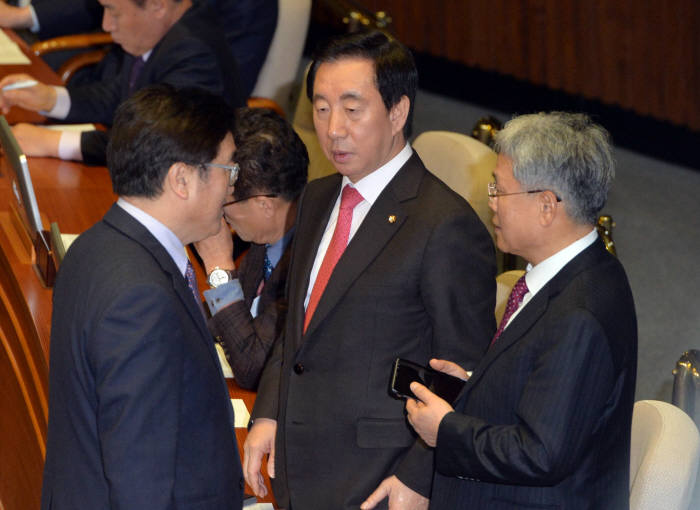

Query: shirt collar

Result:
[265,226,295,268]
[341,142,413,204]
[116,198,188,276]
[524,228,599,297]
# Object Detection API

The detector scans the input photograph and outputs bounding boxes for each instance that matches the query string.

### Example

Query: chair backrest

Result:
[630,400,700,510]
[413,130,497,241]
[495,270,525,324]
[251,0,311,113]
[292,63,337,181]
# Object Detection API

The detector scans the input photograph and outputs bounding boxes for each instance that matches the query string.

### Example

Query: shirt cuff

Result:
[57,130,83,161]
[204,279,244,316]
[41,86,70,119]
[27,5,40,32]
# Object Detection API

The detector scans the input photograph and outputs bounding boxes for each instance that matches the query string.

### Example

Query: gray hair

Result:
[494,112,615,224]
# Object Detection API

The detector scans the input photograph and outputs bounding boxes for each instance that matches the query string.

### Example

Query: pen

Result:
[2,80,39,92]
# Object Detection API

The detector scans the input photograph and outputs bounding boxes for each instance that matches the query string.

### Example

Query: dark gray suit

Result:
[431,239,637,509]
[252,153,497,509]
[41,204,244,510]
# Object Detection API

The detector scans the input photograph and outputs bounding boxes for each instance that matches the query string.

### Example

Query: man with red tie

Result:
[243,31,496,510]
[404,112,638,509]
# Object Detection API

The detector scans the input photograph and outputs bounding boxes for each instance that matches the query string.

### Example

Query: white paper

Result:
[243,502,274,510]
[215,343,234,378]
[231,399,250,428]
[0,30,31,65]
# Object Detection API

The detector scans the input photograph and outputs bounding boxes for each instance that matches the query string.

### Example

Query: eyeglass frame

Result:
[202,162,240,187]
[223,193,278,207]
[487,182,561,202]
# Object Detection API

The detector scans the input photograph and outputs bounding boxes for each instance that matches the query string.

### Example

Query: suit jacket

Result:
[41,204,244,510]
[32,0,103,39]
[431,239,637,510]
[64,0,244,165]
[208,242,291,390]
[252,153,497,509]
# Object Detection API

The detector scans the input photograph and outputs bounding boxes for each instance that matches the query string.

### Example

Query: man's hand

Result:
[193,217,235,274]
[405,381,454,448]
[0,74,56,114]
[12,123,61,158]
[361,475,428,510]
[243,418,276,498]
[428,358,469,381]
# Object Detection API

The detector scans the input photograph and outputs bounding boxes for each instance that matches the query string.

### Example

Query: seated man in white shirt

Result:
[0,0,243,166]
[401,112,638,510]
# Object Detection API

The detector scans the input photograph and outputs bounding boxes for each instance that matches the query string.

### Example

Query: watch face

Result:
[208,268,231,287]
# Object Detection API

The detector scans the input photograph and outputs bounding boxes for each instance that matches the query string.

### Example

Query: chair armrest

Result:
[31,33,113,57]
[247,97,285,117]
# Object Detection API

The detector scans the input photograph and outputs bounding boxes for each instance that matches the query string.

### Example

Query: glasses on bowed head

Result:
[202,162,240,187]
[487,182,561,202]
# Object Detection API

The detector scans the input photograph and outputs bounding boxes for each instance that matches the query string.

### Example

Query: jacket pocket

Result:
[356,417,415,448]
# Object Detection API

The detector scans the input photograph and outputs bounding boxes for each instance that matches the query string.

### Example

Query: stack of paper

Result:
[0,31,30,65]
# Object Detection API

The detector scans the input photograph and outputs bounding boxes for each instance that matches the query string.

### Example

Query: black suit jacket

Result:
[63,1,244,165]
[431,239,637,510]
[41,204,244,510]
[208,241,291,390]
[252,153,497,509]
[32,0,103,39]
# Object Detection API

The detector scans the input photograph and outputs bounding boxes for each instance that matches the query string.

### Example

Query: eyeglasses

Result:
[223,193,278,207]
[487,182,561,202]
[203,162,239,187]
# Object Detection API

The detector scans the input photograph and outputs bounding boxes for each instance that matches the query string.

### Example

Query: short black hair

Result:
[231,107,308,202]
[306,30,418,139]
[107,84,234,198]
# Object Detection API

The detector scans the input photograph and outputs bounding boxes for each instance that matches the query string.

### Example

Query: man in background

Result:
[195,107,308,390]
[244,31,496,510]
[0,0,243,165]
[405,112,637,509]
[41,84,244,510]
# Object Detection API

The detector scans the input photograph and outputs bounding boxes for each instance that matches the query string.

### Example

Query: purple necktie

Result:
[128,56,145,92]
[185,261,202,309]
[491,275,529,346]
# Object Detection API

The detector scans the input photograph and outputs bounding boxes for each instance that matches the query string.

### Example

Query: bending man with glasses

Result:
[195,107,309,390]
[404,112,637,509]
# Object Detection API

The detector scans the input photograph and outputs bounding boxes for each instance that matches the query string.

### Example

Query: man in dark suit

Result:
[404,112,638,509]
[41,85,244,510]
[0,0,244,166]
[194,107,308,390]
[243,31,496,510]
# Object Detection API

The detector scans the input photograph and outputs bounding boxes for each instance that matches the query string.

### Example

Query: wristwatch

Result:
[206,267,235,288]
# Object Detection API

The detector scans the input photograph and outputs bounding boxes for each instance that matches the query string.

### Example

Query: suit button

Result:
[293,363,304,374]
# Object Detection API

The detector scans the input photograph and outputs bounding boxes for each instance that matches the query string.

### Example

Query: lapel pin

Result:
[388,215,396,223]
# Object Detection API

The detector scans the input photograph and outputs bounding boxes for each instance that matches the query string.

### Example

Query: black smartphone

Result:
[390,358,465,404]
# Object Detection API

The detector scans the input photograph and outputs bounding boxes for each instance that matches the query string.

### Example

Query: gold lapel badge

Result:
[388,215,396,223]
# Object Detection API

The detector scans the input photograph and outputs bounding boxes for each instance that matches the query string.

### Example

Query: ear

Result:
[389,95,410,138]
[146,0,167,18]
[256,195,276,218]
[538,191,559,227]
[166,162,193,200]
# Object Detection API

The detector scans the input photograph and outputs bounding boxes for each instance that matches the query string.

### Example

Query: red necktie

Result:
[491,275,528,346]
[304,185,364,333]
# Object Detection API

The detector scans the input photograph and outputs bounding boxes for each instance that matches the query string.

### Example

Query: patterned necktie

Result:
[304,185,364,333]
[128,56,145,92]
[185,260,202,309]
[263,250,273,281]
[491,275,529,346]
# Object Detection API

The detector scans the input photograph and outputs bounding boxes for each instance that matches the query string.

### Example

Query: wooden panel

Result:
[339,0,700,131]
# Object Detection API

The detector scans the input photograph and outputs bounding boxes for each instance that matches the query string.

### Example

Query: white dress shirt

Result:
[504,228,599,330]
[304,142,413,309]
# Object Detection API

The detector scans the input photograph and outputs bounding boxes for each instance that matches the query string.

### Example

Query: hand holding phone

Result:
[390,358,465,404]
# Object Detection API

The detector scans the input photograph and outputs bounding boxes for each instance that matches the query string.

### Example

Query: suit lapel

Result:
[458,240,609,400]
[301,155,424,341]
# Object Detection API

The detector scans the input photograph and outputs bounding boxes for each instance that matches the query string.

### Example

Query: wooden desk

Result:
[0,29,273,509]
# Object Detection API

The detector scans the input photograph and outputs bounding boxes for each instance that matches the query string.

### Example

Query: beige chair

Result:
[413,131,497,241]
[495,270,525,324]
[630,400,700,510]
[292,63,337,181]
[251,0,311,114]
